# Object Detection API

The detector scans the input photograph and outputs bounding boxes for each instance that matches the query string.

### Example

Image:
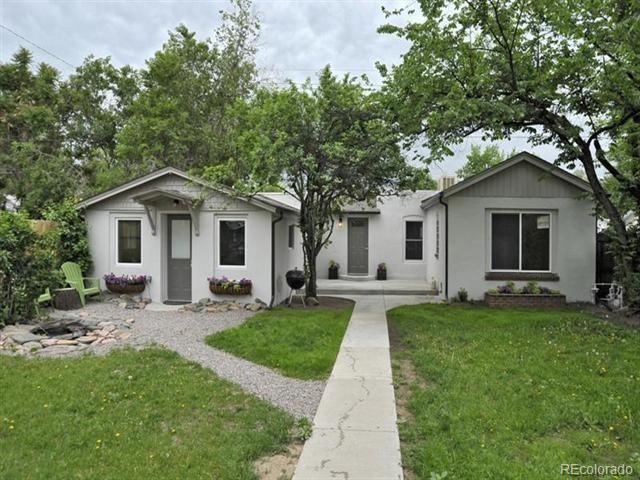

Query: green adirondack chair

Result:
[61,262,101,306]
[35,288,52,316]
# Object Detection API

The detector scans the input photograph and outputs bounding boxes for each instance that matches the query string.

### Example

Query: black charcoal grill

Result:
[285,268,306,307]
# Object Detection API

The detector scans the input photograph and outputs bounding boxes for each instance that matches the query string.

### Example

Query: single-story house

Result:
[78,151,596,304]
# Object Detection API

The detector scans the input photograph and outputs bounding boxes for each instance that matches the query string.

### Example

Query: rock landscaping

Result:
[181,297,267,313]
[0,311,134,357]
[0,297,325,419]
[106,293,152,310]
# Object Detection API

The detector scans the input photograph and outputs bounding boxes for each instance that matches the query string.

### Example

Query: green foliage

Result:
[381,0,640,281]
[116,0,259,174]
[219,67,418,296]
[206,304,353,380]
[0,348,294,479]
[456,287,468,302]
[389,304,640,478]
[456,145,511,180]
[1,0,259,205]
[0,48,77,216]
[43,200,93,273]
[0,212,57,324]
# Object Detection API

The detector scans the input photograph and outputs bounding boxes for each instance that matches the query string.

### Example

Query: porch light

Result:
[338,215,343,228]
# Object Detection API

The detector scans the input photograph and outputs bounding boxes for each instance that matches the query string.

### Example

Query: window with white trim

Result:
[219,220,246,266]
[117,219,141,264]
[491,212,550,271]
[288,224,295,249]
[405,221,423,261]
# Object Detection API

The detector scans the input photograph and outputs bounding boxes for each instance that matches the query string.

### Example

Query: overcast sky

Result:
[1,0,560,175]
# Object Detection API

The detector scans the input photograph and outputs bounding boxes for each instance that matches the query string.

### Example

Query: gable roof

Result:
[421,152,593,209]
[76,167,299,213]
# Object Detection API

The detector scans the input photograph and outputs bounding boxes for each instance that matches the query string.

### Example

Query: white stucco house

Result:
[78,151,596,304]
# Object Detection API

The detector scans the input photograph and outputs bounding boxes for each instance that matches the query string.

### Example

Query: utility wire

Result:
[0,24,75,69]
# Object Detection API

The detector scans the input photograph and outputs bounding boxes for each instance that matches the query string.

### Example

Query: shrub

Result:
[43,200,92,273]
[521,281,541,295]
[0,212,57,325]
[456,287,468,302]
[627,272,640,311]
[497,281,519,294]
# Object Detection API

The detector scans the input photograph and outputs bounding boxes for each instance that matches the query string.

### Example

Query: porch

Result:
[317,278,439,296]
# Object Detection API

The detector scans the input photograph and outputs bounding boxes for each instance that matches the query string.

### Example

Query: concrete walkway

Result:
[293,294,431,480]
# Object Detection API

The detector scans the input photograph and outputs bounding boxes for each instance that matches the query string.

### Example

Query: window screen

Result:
[405,221,423,260]
[118,220,141,264]
[491,213,550,271]
[522,214,550,270]
[219,220,245,266]
[491,214,519,270]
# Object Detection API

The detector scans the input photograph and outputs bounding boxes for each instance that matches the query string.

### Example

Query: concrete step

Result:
[319,287,439,296]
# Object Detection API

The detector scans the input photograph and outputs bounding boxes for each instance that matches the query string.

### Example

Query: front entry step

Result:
[339,274,375,281]
[320,289,439,296]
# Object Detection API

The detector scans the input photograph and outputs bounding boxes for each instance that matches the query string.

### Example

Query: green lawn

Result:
[0,348,293,480]
[206,305,353,380]
[388,304,640,480]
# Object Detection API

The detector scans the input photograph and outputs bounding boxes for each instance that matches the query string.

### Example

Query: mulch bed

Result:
[573,302,640,329]
[288,296,355,310]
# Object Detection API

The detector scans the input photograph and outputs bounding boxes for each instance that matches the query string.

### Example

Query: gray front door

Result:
[348,218,368,275]
[167,215,192,303]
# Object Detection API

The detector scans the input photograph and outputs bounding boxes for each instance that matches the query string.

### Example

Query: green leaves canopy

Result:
[217,67,417,296]
[381,0,640,283]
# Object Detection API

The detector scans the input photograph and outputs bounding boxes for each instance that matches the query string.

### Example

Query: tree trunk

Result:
[579,153,634,278]
[305,250,318,299]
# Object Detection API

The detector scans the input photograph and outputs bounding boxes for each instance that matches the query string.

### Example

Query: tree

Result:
[116,0,259,174]
[216,68,419,299]
[456,145,510,179]
[380,0,640,290]
[0,48,77,216]
[59,56,140,193]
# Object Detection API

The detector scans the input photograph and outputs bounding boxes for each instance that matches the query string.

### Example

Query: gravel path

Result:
[80,302,325,420]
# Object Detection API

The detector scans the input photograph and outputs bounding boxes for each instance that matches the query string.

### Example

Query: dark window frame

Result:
[405,220,424,261]
[490,211,551,272]
[117,219,142,265]
[218,219,246,267]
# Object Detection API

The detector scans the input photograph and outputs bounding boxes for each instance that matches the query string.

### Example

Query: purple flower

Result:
[208,276,252,287]
[103,273,151,285]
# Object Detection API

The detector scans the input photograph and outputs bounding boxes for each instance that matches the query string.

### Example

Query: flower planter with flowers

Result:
[376,263,387,281]
[328,260,339,280]
[208,276,252,295]
[103,273,151,295]
[485,281,565,308]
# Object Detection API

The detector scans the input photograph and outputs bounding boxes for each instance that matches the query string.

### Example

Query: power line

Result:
[0,24,75,69]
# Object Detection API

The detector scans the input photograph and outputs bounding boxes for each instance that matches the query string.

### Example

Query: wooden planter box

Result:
[376,270,387,280]
[485,293,566,308]
[328,267,339,280]
[209,284,252,296]
[106,282,146,295]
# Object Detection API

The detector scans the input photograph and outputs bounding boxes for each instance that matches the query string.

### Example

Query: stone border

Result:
[485,293,566,308]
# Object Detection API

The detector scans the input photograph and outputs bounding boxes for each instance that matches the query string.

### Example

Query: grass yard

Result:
[0,348,293,480]
[388,304,640,480]
[206,302,353,380]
